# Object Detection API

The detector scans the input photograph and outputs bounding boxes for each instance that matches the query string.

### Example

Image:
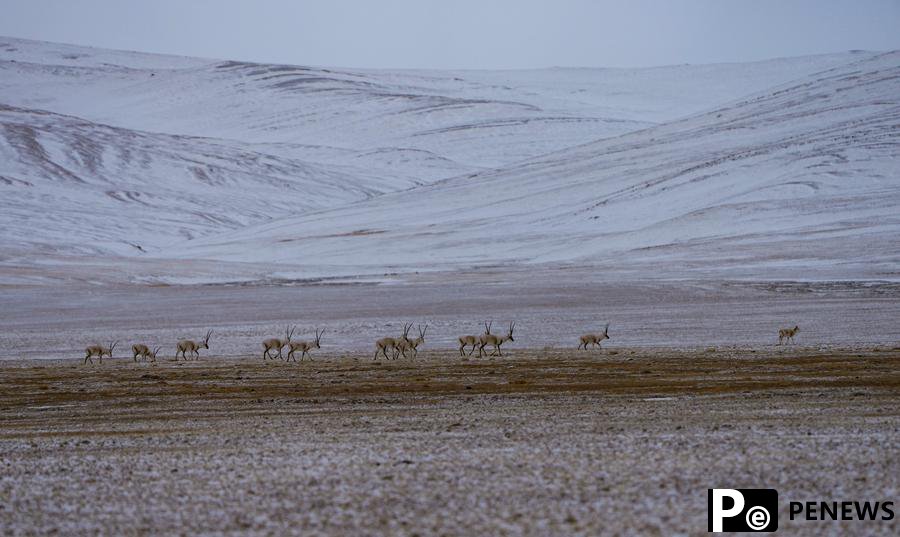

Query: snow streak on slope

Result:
[0,37,873,166]
[0,104,426,256]
[0,37,647,169]
[173,53,900,280]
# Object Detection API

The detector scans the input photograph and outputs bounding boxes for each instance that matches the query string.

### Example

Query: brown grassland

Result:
[1,347,898,535]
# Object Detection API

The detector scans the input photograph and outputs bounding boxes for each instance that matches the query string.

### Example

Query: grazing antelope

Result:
[778,325,800,345]
[132,343,149,362]
[84,340,117,364]
[286,328,324,361]
[176,330,212,360]
[132,344,161,362]
[477,321,515,358]
[262,325,294,360]
[579,323,610,350]
[374,323,411,360]
[144,346,162,362]
[396,324,427,359]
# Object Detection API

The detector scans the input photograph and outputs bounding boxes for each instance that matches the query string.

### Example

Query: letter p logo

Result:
[708,488,778,532]
[710,489,745,532]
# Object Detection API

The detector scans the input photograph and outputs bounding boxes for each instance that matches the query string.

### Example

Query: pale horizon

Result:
[1,0,899,70]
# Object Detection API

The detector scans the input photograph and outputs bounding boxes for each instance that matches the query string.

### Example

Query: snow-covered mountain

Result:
[0,37,896,283]
[169,51,900,280]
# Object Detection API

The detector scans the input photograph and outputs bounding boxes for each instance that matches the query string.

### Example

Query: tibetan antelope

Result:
[262,325,294,360]
[458,334,479,356]
[132,343,149,362]
[84,340,117,364]
[778,325,800,345]
[132,344,161,362]
[459,322,491,357]
[477,321,515,358]
[176,330,212,360]
[374,323,411,360]
[144,346,162,362]
[579,323,610,350]
[286,328,324,361]
[396,324,427,359]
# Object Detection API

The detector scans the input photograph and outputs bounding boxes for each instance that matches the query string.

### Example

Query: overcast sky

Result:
[2,0,899,69]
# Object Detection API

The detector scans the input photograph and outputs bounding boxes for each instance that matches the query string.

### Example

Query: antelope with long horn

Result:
[145,346,162,362]
[477,321,515,358]
[578,323,610,350]
[286,328,324,361]
[176,330,211,361]
[778,325,800,345]
[374,323,411,360]
[132,344,161,362]
[84,340,117,364]
[397,324,427,359]
[262,325,294,360]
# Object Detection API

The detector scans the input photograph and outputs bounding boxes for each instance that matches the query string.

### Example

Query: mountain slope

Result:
[0,37,896,283]
[0,104,432,256]
[0,37,874,167]
[170,52,900,280]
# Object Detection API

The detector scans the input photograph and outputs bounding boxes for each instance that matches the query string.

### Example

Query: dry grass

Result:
[1,347,898,535]
[2,348,897,415]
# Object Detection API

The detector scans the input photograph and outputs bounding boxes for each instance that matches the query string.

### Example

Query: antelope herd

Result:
[81,323,803,364]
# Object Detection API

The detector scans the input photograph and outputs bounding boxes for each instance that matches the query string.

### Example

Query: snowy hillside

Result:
[170,52,900,280]
[0,36,896,283]
[0,104,431,256]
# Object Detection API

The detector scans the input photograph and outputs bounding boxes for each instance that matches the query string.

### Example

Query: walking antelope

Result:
[477,321,515,358]
[458,334,479,356]
[374,323,411,360]
[778,325,800,345]
[286,328,324,361]
[459,322,491,357]
[578,323,610,350]
[84,340,117,364]
[262,326,294,360]
[176,330,212,360]
[396,324,427,359]
[132,344,161,362]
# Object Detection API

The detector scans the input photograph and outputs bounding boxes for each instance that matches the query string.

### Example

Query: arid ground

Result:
[1,346,898,536]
